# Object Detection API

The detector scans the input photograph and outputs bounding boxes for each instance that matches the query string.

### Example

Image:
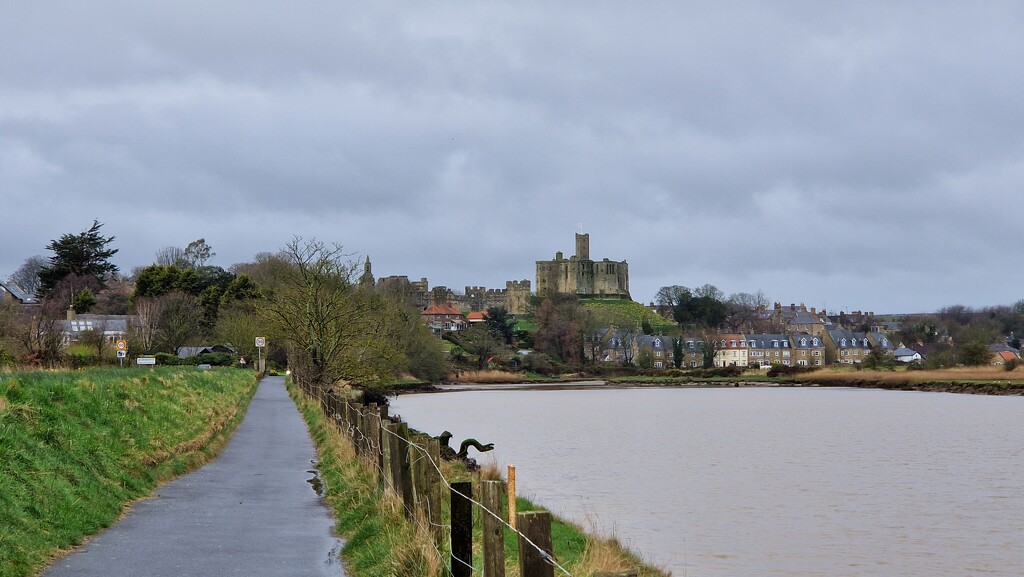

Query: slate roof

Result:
[60,315,135,336]
[746,334,791,350]
[828,329,872,349]
[789,332,824,349]
[0,280,36,303]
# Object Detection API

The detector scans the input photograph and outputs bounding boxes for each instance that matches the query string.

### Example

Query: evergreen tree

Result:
[38,220,119,298]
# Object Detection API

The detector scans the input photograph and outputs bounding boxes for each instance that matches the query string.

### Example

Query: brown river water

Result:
[390,386,1024,577]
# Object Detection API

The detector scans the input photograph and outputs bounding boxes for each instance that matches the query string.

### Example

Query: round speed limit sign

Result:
[116,340,128,351]
[255,337,266,348]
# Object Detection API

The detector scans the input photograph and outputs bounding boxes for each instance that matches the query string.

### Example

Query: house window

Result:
[800,338,807,346]
[654,338,661,347]
[812,338,819,346]
[813,351,820,356]
[782,341,789,348]
[841,338,847,346]
[730,340,736,347]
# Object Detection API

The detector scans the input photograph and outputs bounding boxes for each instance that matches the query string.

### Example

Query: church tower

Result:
[359,256,375,289]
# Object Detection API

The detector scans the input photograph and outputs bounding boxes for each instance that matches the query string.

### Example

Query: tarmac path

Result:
[42,376,345,577]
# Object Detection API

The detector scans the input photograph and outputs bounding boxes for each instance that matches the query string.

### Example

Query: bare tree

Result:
[14,311,65,367]
[616,325,641,367]
[131,296,166,353]
[725,290,770,332]
[260,238,398,387]
[8,255,46,297]
[155,246,188,268]
[78,317,111,361]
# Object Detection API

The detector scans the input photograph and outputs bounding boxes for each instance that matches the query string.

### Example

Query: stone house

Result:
[60,309,135,345]
[789,332,826,367]
[714,333,749,367]
[747,333,793,368]
[824,329,873,364]
[636,335,676,369]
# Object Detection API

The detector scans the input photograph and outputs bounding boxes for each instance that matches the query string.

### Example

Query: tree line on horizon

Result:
[2,221,1022,377]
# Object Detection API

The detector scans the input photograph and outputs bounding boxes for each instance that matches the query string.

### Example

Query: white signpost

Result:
[255,337,267,374]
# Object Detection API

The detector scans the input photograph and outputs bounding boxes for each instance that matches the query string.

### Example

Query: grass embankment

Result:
[449,370,557,384]
[0,367,259,577]
[288,380,668,577]
[790,366,1024,394]
[605,365,1024,394]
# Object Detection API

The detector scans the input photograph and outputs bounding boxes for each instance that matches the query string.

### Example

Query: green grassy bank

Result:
[289,380,668,577]
[0,367,259,577]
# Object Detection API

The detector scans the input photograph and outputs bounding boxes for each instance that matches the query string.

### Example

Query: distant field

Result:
[0,367,258,577]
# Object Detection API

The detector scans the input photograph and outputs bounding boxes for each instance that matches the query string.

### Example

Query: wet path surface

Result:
[43,376,345,577]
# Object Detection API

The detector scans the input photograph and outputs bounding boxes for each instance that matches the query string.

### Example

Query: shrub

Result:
[766,365,817,378]
[685,366,743,378]
[521,352,557,376]
[192,352,235,367]
[1005,358,1020,372]
[155,352,186,365]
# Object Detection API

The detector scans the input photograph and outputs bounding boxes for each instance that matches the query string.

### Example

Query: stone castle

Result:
[535,233,630,300]
[361,231,629,314]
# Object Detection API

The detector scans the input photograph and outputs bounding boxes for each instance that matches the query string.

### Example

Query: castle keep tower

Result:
[536,233,630,300]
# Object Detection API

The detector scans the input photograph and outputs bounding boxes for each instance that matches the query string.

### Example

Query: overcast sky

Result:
[3,2,1022,314]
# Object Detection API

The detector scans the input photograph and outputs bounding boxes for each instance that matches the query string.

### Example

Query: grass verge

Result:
[0,367,259,577]
[289,380,670,577]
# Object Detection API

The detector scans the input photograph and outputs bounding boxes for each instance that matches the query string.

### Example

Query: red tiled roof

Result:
[421,303,463,316]
[998,351,1020,362]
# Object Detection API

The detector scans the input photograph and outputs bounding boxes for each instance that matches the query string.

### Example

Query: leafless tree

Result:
[8,255,46,297]
[155,246,188,268]
[15,310,65,367]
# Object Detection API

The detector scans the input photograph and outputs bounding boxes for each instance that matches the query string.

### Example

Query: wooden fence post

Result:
[396,422,414,517]
[366,404,381,480]
[384,421,400,496]
[481,480,506,577]
[352,403,365,457]
[507,464,517,530]
[426,437,443,543]
[517,511,554,577]
[451,481,473,577]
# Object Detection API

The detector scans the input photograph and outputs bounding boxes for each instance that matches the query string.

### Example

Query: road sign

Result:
[136,357,156,366]
[116,340,128,351]
[255,337,266,348]
[117,350,127,358]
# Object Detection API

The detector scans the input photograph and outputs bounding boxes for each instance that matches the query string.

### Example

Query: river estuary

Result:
[390,386,1024,577]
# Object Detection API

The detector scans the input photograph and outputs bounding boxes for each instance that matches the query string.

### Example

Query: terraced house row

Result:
[597,329,895,369]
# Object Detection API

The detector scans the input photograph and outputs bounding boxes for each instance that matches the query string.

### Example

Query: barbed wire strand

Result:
[310,388,572,576]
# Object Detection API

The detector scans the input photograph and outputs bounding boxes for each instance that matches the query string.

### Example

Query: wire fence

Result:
[294,377,575,577]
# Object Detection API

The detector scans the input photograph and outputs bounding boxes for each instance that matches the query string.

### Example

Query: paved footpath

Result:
[43,376,345,577]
